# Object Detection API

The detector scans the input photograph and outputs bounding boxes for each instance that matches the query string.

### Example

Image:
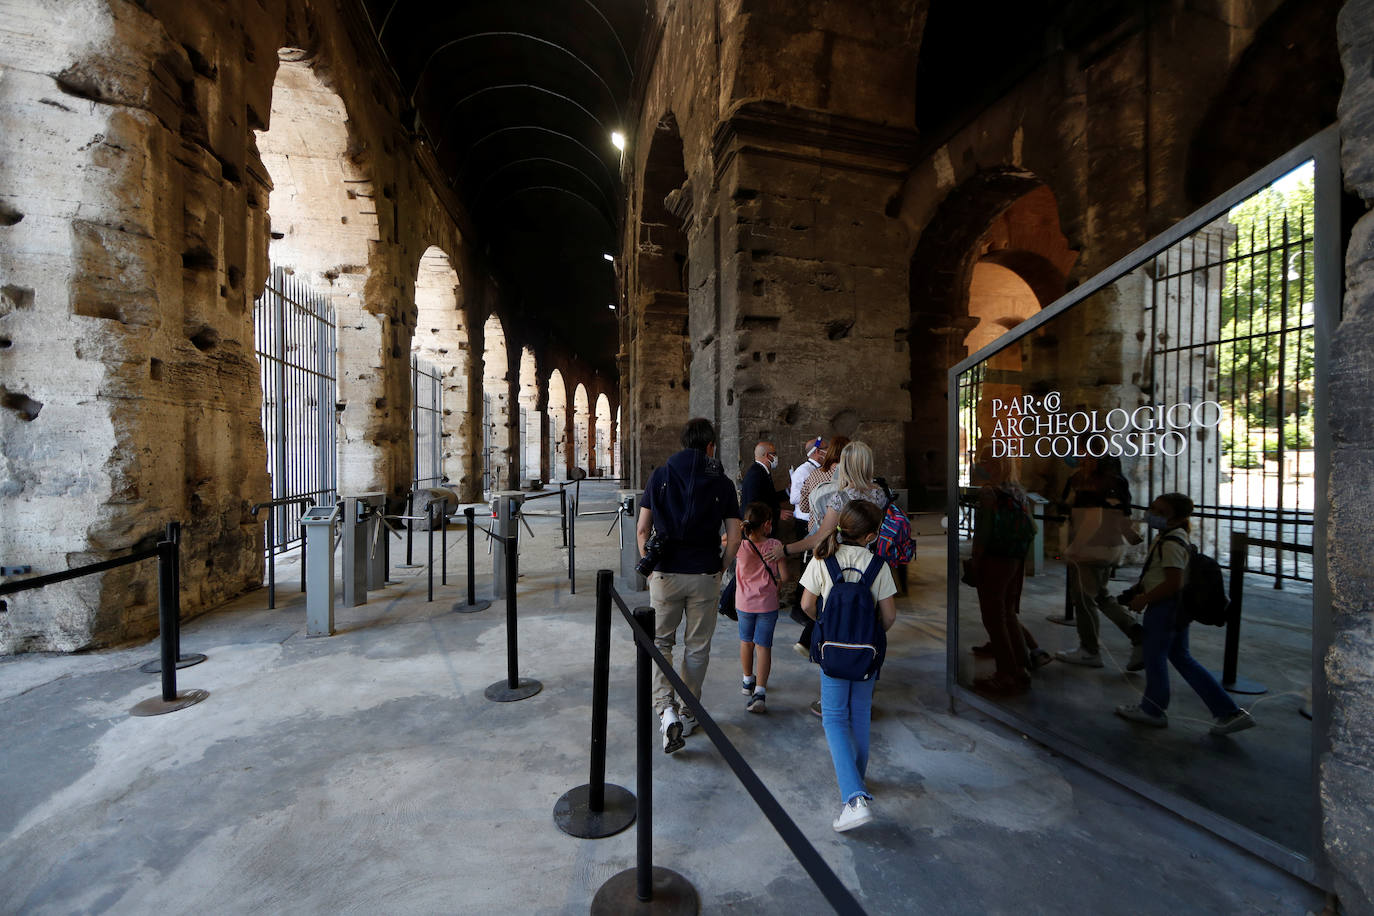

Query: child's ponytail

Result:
[816,499,884,560]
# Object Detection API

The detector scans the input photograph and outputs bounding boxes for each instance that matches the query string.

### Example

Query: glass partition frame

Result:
[945,126,1340,886]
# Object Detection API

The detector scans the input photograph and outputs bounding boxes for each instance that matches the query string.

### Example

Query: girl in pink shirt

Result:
[736,502,790,712]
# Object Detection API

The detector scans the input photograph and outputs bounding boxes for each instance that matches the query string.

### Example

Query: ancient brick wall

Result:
[1325,2,1374,909]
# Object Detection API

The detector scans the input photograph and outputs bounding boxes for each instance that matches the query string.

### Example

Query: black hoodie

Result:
[641,448,741,574]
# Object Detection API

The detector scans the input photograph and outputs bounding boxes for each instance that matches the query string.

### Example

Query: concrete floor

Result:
[0,482,1327,914]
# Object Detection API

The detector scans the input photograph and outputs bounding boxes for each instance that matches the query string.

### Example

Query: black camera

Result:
[636,530,667,576]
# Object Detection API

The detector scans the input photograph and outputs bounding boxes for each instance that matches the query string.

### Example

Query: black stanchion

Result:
[139,523,206,674]
[1212,532,1267,695]
[131,528,208,716]
[454,507,492,613]
[560,485,568,547]
[554,570,636,838]
[592,607,697,914]
[441,506,448,586]
[1046,563,1075,626]
[398,490,422,569]
[427,503,435,603]
[485,525,541,702]
[568,490,577,595]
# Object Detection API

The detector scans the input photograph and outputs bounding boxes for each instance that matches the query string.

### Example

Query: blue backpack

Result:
[810,553,886,681]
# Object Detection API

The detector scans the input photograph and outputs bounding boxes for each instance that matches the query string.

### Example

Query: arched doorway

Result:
[412,246,469,493]
[572,383,590,473]
[482,315,511,493]
[548,370,568,480]
[594,393,613,478]
[518,349,540,485]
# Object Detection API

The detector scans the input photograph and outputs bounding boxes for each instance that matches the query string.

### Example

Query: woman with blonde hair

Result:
[768,441,886,565]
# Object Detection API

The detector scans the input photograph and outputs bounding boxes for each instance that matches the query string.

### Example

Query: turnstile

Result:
[301,504,340,637]
[341,492,386,607]
[491,491,525,599]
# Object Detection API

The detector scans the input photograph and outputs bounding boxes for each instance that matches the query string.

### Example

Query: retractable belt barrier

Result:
[560,570,866,915]
[0,522,208,717]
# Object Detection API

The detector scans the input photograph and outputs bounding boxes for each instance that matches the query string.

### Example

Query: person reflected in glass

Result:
[968,451,1037,695]
[1114,493,1256,735]
[1056,455,1146,670]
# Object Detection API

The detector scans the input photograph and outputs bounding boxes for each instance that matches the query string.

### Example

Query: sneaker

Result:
[810,699,823,718]
[1126,641,1145,672]
[1056,647,1105,668]
[970,642,994,657]
[1028,648,1053,670]
[747,691,767,714]
[1115,703,1168,727]
[793,641,810,658]
[660,708,684,754]
[832,796,873,832]
[679,710,699,737]
[1210,709,1255,735]
[742,677,756,696]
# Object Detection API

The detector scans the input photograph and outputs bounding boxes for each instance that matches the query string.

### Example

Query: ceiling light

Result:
[607,304,616,310]
[610,131,626,151]
[603,253,615,262]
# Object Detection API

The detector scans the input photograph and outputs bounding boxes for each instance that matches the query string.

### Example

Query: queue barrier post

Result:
[138,522,206,673]
[484,525,541,702]
[554,569,635,838]
[591,606,697,914]
[131,526,209,716]
[1212,531,1268,695]
[454,507,492,613]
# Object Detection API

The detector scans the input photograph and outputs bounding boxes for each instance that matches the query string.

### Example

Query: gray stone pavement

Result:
[0,482,1328,914]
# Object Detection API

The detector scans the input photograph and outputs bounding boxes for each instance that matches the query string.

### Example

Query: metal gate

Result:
[412,356,443,489]
[1146,163,1315,584]
[254,266,338,555]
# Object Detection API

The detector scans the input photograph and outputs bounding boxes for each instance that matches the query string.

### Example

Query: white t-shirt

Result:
[799,544,897,607]
[1141,527,1190,594]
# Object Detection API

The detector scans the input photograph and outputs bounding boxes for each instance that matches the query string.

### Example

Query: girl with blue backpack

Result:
[798,499,898,833]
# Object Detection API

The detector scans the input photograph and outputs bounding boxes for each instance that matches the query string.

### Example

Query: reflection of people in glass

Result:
[970,451,1037,695]
[1056,456,1145,670]
[1114,493,1256,735]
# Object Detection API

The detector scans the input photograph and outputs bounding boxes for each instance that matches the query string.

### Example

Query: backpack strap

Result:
[859,552,884,590]
[824,554,843,587]
[745,537,779,586]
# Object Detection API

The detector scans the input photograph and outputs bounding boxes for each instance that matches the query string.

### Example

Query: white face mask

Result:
[768,455,778,470]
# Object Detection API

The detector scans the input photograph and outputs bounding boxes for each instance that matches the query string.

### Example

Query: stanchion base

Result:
[396,563,424,569]
[554,784,636,838]
[453,599,492,614]
[591,867,698,916]
[1044,614,1075,627]
[1300,704,1313,720]
[139,653,208,674]
[130,689,209,717]
[485,678,542,702]
[1211,671,1268,695]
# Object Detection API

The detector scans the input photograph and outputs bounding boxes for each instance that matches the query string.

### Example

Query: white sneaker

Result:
[1055,647,1104,668]
[832,796,872,832]
[660,708,684,754]
[679,710,699,737]
[1210,709,1255,735]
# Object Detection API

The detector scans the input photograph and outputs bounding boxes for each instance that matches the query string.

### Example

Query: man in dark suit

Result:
[740,441,793,527]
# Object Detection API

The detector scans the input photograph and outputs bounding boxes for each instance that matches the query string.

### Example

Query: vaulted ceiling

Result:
[356,0,651,377]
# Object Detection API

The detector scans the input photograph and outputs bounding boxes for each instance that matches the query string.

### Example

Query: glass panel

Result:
[952,162,1315,856]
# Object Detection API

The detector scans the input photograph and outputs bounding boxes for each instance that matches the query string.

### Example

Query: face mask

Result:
[1145,513,1168,530]
[768,455,778,470]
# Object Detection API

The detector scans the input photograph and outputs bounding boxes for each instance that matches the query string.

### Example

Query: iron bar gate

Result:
[1146,163,1315,585]
[254,266,338,556]
[412,356,443,489]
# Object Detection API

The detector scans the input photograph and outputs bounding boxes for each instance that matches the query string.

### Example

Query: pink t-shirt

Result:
[735,537,783,613]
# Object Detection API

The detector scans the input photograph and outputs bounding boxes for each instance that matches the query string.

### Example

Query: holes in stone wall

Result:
[1,285,34,314]
[0,338,11,349]
[182,246,216,271]
[188,326,219,351]
[826,318,855,340]
[1,388,43,421]
[150,358,163,380]
[0,203,22,227]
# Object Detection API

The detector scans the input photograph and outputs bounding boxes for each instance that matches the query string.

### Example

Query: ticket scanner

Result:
[301,504,340,637]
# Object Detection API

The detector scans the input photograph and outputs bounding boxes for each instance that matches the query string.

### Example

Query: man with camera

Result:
[637,418,742,754]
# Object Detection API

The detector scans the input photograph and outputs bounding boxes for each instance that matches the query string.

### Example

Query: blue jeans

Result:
[737,610,779,649]
[820,673,876,804]
[1140,598,1239,719]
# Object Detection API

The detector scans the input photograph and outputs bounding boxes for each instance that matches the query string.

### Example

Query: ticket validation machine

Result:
[617,490,647,592]
[341,492,386,608]
[301,504,340,637]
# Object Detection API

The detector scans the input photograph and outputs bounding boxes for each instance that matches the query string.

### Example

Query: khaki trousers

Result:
[648,571,720,715]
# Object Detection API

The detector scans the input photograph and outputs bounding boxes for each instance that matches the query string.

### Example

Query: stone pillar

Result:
[709,103,917,485]
[1325,2,1374,909]
[631,292,690,481]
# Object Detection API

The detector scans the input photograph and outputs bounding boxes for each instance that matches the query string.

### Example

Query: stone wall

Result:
[1325,2,1374,910]
[0,0,578,649]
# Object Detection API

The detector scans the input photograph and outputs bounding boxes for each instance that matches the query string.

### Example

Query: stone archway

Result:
[548,369,569,480]
[257,52,389,496]
[482,314,511,492]
[594,393,613,478]
[572,383,590,473]
[412,245,471,493]
[518,348,540,485]
[906,174,1074,505]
